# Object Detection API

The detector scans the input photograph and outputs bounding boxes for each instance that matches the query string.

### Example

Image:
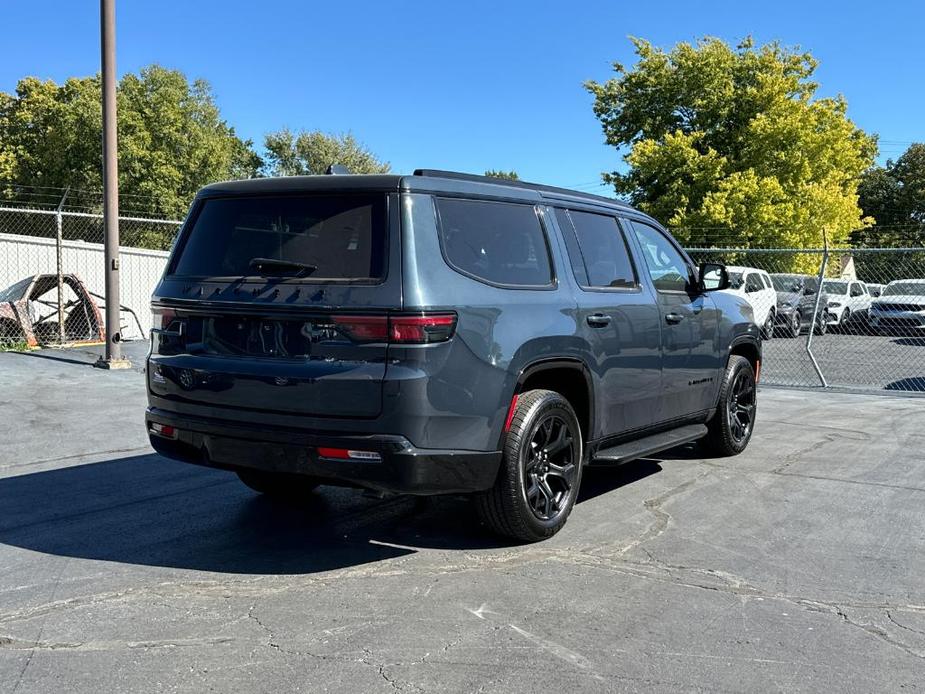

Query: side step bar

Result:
[591,424,708,465]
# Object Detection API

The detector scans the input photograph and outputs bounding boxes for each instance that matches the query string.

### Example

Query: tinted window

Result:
[554,208,589,286]
[556,210,636,289]
[630,221,691,292]
[171,195,387,281]
[436,198,552,287]
[823,281,848,295]
[761,274,772,289]
[745,273,763,293]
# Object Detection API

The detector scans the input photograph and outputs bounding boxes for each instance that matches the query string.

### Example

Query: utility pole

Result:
[95,0,130,369]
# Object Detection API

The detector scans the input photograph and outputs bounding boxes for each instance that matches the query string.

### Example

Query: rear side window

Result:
[170,194,387,281]
[436,198,553,287]
[555,209,636,289]
[745,273,763,293]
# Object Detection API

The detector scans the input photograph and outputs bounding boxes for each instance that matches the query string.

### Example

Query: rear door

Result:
[148,191,401,418]
[625,219,723,422]
[553,208,661,436]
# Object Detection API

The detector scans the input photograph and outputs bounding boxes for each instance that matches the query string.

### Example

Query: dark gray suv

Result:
[146,170,761,541]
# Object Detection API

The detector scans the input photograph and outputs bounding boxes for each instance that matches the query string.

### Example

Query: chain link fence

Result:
[686,246,925,393]
[1,196,924,394]
[0,204,180,348]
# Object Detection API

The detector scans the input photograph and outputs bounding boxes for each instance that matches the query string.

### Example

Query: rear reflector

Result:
[149,422,177,439]
[317,447,382,462]
[503,394,520,432]
[331,313,457,344]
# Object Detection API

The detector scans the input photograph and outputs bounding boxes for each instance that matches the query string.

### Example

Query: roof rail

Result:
[411,169,628,208]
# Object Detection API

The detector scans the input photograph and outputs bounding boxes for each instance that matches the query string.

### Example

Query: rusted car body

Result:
[0,274,105,346]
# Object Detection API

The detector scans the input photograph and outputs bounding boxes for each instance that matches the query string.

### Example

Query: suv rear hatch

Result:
[148,191,402,419]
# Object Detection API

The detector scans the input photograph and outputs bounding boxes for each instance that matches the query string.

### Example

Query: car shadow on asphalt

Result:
[0,451,667,575]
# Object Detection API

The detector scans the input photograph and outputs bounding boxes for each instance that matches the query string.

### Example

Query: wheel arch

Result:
[727,336,761,381]
[513,358,595,444]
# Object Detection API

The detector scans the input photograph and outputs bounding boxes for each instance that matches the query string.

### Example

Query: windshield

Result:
[170,194,388,281]
[883,282,925,297]
[0,276,34,302]
[771,275,803,292]
[823,281,848,295]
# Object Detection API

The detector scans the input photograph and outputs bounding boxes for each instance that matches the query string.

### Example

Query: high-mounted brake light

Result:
[331,313,457,344]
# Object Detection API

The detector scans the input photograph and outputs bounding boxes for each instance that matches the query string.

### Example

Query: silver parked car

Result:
[869,279,925,334]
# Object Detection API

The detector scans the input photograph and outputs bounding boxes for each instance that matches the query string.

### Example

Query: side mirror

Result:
[698,262,729,291]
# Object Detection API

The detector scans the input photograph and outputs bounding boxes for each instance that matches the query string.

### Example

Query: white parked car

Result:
[822,279,872,330]
[724,266,777,339]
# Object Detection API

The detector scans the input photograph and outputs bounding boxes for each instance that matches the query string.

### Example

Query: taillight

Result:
[389,314,457,343]
[330,315,389,342]
[331,313,457,344]
[153,307,178,331]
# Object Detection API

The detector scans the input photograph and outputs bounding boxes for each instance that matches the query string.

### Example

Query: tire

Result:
[814,315,827,335]
[785,311,801,338]
[476,389,583,543]
[236,469,320,498]
[839,308,851,334]
[702,355,757,457]
[760,310,775,340]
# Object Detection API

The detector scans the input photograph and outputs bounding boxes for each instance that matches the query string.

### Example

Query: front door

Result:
[625,219,723,423]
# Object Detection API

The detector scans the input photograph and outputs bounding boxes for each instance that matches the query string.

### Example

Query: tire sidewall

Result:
[718,357,757,455]
[507,394,583,537]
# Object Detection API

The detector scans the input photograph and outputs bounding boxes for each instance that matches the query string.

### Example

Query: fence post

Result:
[55,187,69,344]
[806,234,829,388]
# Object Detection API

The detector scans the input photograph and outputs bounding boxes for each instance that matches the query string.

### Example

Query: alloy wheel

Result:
[727,369,756,444]
[523,414,578,521]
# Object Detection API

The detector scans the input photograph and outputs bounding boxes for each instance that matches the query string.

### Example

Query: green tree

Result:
[586,37,877,253]
[263,130,390,176]
[484,169,519,180]
[0,66,260,234]
[856,143,925,246]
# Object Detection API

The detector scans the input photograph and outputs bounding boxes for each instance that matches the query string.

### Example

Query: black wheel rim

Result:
[523,414,578,521]
[727,370,756,444]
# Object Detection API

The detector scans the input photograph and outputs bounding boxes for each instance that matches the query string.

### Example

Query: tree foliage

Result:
[586,37,877,251]
[263,130,390,176]
[484,169,519,180]
[855,143,925,246]
[0,65,260,225]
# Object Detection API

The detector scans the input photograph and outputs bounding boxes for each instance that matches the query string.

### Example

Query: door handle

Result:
[586,314,612,327]
[665,312,684,324]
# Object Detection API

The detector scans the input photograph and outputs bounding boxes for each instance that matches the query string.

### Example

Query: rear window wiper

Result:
[248,257,318,276]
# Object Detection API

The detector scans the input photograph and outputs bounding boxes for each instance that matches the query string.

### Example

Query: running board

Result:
[591,424,708,465]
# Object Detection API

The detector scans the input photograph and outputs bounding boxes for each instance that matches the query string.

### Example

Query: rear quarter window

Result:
[169,194,388,282]
[435,198,553,287]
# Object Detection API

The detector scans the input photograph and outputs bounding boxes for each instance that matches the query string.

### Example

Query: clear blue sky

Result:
[2,1,922,195]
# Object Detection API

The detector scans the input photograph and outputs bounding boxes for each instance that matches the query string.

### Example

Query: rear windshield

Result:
[169,194,387,281]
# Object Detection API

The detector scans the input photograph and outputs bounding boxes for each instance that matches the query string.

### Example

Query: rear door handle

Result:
[665,312,684,324]
[586,314,612,327]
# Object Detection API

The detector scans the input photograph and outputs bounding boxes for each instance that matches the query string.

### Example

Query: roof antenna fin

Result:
[326,164,351,175]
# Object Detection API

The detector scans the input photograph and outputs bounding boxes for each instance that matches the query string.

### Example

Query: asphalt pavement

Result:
[0,342,923,692]
[760,331,925,392]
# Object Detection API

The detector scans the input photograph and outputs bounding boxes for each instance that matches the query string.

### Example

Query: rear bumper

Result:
[145,407,502,495]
